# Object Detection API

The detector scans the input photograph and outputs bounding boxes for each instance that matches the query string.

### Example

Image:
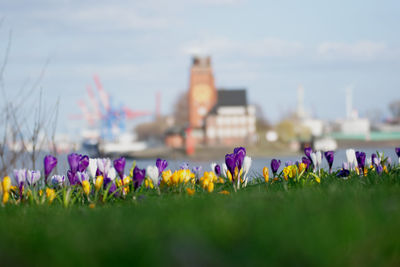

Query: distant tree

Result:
[173,92,189,127]
[252,102,270,131]
[135,116,170,141]
[276,120,295,142]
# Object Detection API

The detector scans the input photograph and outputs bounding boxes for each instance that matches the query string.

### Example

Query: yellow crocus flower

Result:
[144,178,154,189]
[171,171,180,185]
[2,176,11,204]
[283,167,290,181]
[219,190,230,195]
[298,163,307,173]
[383,165,388,173]
[234,166,239,180]
[2,176,11,192]
[46,188,56,204]
[207,182,214,193]
[263,167,269,183]
[186,188,195,196]
[82,180,91,196]
[226,170,232,182]
[161,170,172,186]
[95,176,104,192]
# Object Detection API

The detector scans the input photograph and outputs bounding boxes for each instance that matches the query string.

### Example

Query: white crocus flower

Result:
[316,151,322,170]
[346,149,358,170]
[88,158,97,180]
[108,167,117,181]
[242,156,252,187]
[97,158,111,176]
[210,162,217,172]
[222,163,228,178]
[146,165,159,187]
[366,156,372,168]
[311,152,317,172]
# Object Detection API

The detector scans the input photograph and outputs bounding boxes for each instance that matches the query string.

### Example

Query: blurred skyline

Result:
[1,0,400,133]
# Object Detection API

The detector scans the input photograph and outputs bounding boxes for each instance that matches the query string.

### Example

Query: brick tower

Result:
[188,56,217,138]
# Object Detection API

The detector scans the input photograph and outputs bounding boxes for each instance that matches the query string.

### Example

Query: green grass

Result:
[1,174,400,266]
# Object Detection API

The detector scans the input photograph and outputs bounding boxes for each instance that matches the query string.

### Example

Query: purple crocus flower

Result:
[113,157,126,179]
[132,166,146,190]
[285,161,293,167]
[304,147,313,160]
[324,151,334,173]
[371,153,378,167]
[356,151,366,174]
[192,166,202,176]
[376,165,383,174]
[67,170,80,186]
[13,169,26,196]
[337,168,350,178]
[156,158,168,175]
[214,164,221,176]
[68,153,81,174]
[225,153,236,176]
[44,154,57,183]
[78,155,89,172]
[180,162,189,170]
[271,159,281,176]
[395,147,400,158]
[108,183,118,197]
[302,157,312,169]
[234,147,246,170]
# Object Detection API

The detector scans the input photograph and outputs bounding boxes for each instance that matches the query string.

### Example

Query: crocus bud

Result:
[207,182,214,193]
[95,176,103,192]
[271,159,281,176]
[82,180,90,196]
[2,176,11,193]
[68,153,81,174]
[263,167,269,183]
[88,159,97,179]
[146,165,159,187]
[113,157,126,179]
[156,158,168,175]
[44,155,57,183]
[2,176,11,204]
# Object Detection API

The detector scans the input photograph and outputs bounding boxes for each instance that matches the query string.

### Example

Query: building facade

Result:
[205,89,256,145]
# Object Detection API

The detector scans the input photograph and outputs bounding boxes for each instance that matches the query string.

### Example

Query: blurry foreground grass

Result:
[0,179,399,266]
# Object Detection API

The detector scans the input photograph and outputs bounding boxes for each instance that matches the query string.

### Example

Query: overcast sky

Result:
[1,0,400,134]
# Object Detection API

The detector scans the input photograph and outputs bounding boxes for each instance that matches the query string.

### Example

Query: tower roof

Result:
[216,89,247,106]
[209,89,248,114]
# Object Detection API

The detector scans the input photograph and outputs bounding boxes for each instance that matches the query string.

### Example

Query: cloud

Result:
[316,41,390,61]
[192,0,245,7]
[22,2,175,32]
[182,37,304,58]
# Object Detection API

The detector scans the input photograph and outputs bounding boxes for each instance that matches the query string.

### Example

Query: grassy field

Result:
[0,174,399,267]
